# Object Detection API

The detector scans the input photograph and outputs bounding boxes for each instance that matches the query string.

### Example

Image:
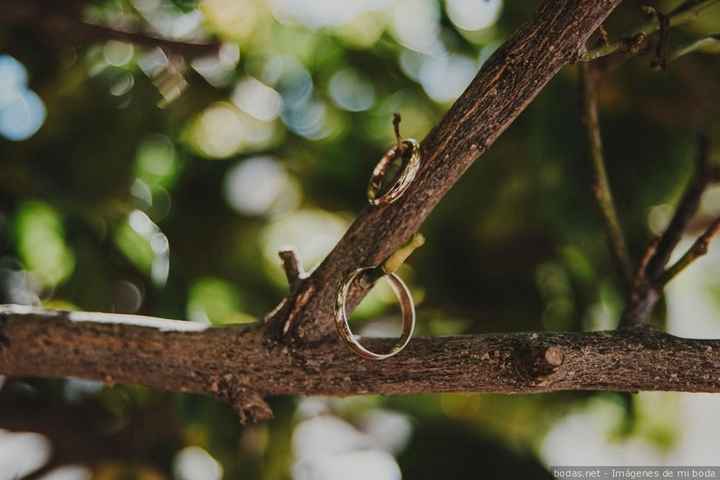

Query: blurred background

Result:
[1,0,720,478]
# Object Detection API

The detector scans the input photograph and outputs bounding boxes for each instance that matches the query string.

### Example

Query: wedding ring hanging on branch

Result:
[367,113,422,206]
[335,114,421,360]
[335,266,416,360]
[367,138,422,206]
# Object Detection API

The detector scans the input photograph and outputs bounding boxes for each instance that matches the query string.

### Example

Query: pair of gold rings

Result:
[334,138,421,360]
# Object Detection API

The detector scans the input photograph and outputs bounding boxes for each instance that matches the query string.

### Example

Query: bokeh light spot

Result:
[223,156,300,216]
[328,69,375,112]
[0,430,51,479]
[0,88,46,141]
[14,202,75,288]
[115,210,170,287]
[261,209,348,283]
[232,76,283,122]
[419,54,477,103]
[135,135,178,188]
[390,0,441,54]
[103,41,135,67]
[187,277,254,325]
[0,55,28,107]
[174,446,223,480]
[202,0,260,42]
[186,102,278,159]
[446,0,502,31]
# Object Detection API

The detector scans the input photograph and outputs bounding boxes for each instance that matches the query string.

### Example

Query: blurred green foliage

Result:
[1,0,720,478]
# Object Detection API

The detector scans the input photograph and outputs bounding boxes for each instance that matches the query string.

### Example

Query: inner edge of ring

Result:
[337,268,415,359]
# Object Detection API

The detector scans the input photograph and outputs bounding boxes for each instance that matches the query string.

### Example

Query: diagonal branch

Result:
[645,134,712,282]
[660,216,720,285]
[265,0,625,341]
[620,134,714,329]
[579,63,633,285]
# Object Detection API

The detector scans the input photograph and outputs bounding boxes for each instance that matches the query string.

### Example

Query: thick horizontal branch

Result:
[4,306,720,421]
[267,0,623,341]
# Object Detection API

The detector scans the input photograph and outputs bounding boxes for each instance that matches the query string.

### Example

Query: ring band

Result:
[367,139,421,206]
[335,266,416,360]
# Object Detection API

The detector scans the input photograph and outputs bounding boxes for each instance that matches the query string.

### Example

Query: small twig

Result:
[264,249,310,337]
[642,6,671,70]
[579,63,634,284]
[581,0,720,62]
[660,217,720,285]
[393,113,402,147]
[644,133,712,281]
[666,34,720,64]
[278,249,305,291]
[392,112,411,159]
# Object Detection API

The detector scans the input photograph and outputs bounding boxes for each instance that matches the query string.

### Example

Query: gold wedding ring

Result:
[367,139,421,206]
[335,266,416,360]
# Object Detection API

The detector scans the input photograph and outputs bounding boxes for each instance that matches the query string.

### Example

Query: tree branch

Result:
[265,0,624,341]
[0,1,221,58]
[620,134,714,329]
[660,216,720,285]
[665,34,720,65]
[0,0,631,422]
[645,134,713,282]
[579,63,633,285]
[581,0,720,62]
[71,20,221,57]
[3,306,720,413]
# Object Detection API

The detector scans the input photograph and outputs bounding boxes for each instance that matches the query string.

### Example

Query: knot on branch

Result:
[544,346,564,367]
[510,338,566,385]
[212,375,272,424]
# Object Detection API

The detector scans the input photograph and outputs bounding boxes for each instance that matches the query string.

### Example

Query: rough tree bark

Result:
[11,0,720,424]
[4,307,720,424]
